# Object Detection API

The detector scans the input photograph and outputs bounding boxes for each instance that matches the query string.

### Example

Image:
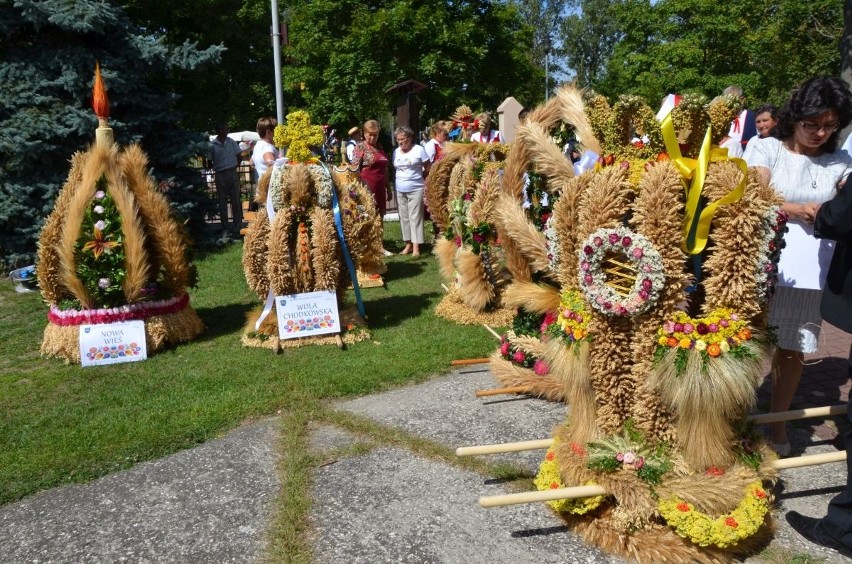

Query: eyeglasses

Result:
[396,137,412,143]
[799,120,839,134]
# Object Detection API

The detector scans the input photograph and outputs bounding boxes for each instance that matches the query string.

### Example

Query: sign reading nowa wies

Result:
[79,320,148,367]
[275,290,340,340]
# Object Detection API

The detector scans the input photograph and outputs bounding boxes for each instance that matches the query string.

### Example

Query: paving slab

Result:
[310,445,616,564]
[337,364,567,472]
[333,361,852,563]
[0,417,281,564]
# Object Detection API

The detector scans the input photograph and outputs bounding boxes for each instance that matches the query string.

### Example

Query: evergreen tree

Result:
[0,0,224,270]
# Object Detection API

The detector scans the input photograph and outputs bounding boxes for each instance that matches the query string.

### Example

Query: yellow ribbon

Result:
[659,114,747,255]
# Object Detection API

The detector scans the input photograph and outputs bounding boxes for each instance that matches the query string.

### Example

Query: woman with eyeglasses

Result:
[392,125,430,257]
[744,76,852,456]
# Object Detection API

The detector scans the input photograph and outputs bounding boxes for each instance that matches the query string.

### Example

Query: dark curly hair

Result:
[772,76,852,153]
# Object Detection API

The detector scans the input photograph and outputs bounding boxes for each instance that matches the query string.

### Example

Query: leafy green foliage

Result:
[74,178,127,308]
[560,0,843,107]
[512,308,544,337]
[281,0,543,129]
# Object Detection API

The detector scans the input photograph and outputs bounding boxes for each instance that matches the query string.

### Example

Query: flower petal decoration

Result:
[82,227,120,259]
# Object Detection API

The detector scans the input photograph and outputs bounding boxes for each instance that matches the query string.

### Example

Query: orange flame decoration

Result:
[92,62,109,120]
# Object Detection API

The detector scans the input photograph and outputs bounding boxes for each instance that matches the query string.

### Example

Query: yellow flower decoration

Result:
[273,110,324,163]
[658,482,770,548]
[533,446,608,515]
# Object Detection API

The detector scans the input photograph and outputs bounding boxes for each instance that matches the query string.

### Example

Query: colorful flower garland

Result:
[653,308,755,363]
[754,206,788,303]
[49,293,191,326]
[658,482,770,548]
[543,214,560,271]
[578,226,666,317]
[499,335,549,375]
[534,446,608,514]
[545,290,592,345]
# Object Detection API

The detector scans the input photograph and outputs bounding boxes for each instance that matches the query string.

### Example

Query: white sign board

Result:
[275,290,340,340]
[80,320,147,367]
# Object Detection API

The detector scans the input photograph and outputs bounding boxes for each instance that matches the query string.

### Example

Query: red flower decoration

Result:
[676,502,690,512]
[725,517,739,528]
[550,482,560,489]
[546,451,555,461]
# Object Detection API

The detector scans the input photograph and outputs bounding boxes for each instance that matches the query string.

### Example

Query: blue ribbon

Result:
[327,164,365,318]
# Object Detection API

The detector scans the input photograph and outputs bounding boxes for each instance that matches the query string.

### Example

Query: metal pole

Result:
[270,0,284,124]
[545,53,549,102]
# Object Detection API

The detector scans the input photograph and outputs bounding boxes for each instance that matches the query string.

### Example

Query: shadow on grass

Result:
[380,257,430,280]
[363,292,443,329]
[194,302,254,341]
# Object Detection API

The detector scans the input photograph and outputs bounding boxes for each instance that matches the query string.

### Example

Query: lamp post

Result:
[543,35,552,102]
[271,0,284,124]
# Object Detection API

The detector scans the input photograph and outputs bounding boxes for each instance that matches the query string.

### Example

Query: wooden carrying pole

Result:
[475,386,530,396]
[457,404,849,457]
[479,450,848,508]
[451,358,491,366]
[475,386,529,398]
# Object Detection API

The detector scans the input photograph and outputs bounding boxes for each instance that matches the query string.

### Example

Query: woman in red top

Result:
[352,119,392,255]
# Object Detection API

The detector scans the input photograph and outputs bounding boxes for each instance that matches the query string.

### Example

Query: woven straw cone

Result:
[37,142,202,362]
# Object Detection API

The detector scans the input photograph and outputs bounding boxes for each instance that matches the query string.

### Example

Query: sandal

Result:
[400,244,412,255]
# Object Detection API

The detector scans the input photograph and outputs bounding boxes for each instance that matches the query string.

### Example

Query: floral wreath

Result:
[658,482,770,548]
[534,445,608,515]
[579,226,665,317]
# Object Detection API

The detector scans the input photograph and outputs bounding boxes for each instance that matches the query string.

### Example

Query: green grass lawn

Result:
[0,222,496,505]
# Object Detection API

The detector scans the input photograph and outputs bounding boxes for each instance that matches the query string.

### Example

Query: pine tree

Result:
[0,0,224,269]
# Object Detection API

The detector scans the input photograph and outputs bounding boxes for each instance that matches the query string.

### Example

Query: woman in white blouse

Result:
[744,76,852,455]
[392,126,430,257]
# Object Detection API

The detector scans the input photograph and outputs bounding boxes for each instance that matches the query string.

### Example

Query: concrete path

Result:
[0,325,850,563]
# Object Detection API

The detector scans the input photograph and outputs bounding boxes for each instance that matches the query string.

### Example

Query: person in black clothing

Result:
[786,178,852,557]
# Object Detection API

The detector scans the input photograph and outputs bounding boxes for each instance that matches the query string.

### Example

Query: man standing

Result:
[210,122,243,236]
[343,126,362,164]
[786,180,852,558]
[719,86,757,157]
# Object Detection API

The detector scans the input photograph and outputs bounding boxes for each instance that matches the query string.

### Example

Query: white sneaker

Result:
[382,248,394,256]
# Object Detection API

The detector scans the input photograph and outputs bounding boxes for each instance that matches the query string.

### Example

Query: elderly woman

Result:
[744,76,852,455]
[353,119,392,256]
[392,126,430,257]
